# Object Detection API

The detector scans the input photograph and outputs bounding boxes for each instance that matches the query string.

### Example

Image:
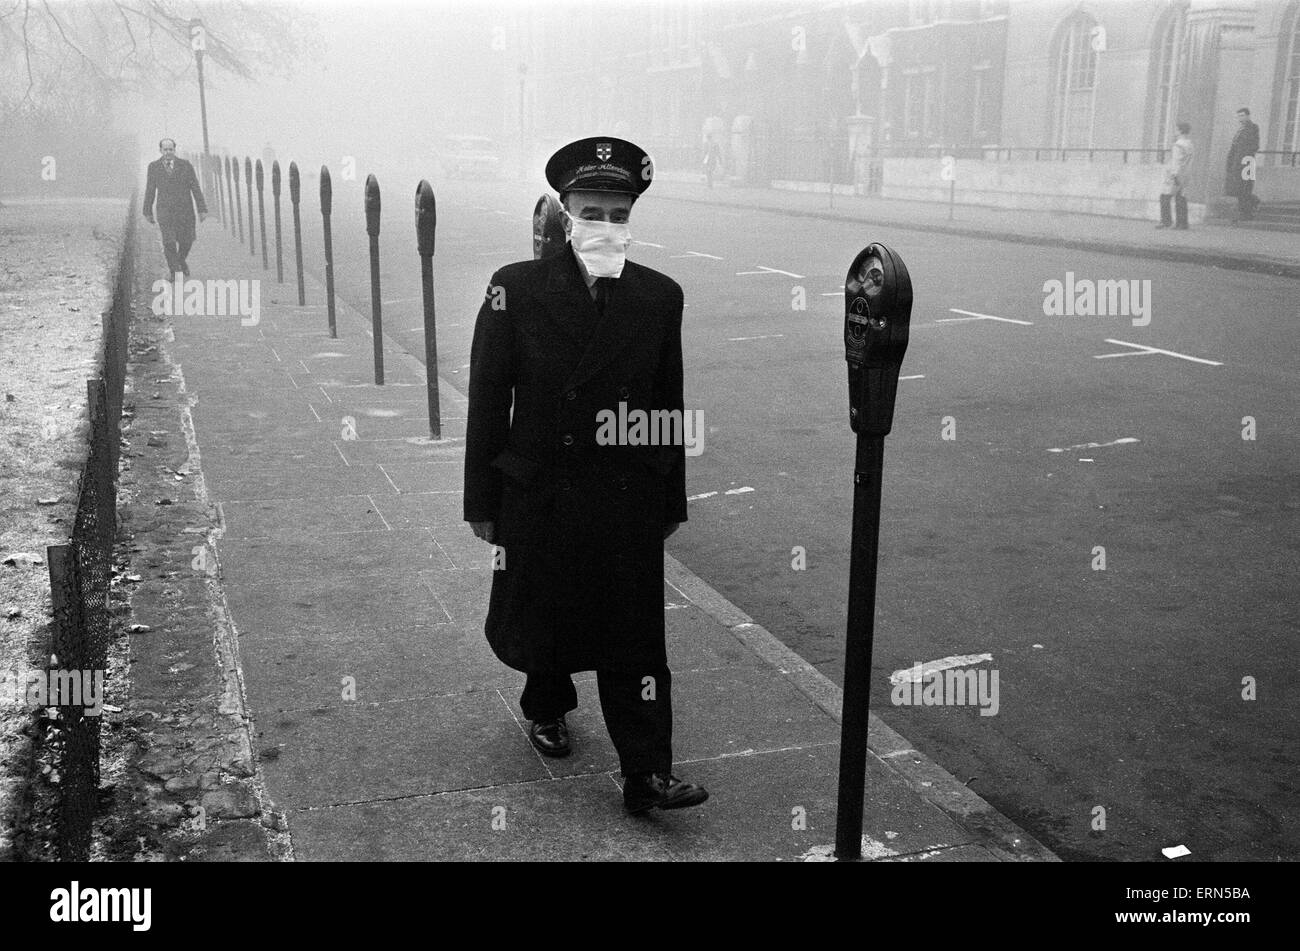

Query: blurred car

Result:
[436,135,503,179]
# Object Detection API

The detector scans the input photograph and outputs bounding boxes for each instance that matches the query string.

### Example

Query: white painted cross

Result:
[1093,339,1223,366]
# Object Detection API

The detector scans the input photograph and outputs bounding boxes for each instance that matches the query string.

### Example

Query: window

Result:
[1284,5,1300,151]
[1054,13,1100,149]
[1152,8,1186,149]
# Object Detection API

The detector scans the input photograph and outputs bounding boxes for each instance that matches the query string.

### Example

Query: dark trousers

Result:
[521,668,672,776]
[1236,181,1257,221]
[1159,194,1189,229]
[159,223,194,275]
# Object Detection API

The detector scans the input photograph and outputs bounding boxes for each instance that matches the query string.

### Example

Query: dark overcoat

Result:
[143,158,207,241]
[463,246,688,675]
[1224,121,1259,196]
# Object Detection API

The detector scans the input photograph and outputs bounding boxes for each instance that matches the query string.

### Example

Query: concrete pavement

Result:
[154,215,1057,861]
[653,175,1300,279]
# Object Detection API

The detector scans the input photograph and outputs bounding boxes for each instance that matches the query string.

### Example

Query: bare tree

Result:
[0,0,316,115]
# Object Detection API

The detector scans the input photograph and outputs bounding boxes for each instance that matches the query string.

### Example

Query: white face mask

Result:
[566,212,631,278]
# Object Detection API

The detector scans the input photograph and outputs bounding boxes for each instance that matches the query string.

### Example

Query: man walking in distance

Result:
[464,136,708,815]
[1225,108,1260,223]
[1157,122,1194,231]
[143,138,207,277]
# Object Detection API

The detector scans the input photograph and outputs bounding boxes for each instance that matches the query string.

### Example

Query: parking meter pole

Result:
[365,174,384,384]
[245,157,256,258]
[834,243,912,862]
[416,181,440,439]
[321,166,337,338]
[256,160,269,270]
[272,161,284,284]
[224,156,234,233]
[289,162,305,305]
[232,159,244,244]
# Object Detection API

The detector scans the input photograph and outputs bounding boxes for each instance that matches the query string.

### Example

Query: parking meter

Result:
[533,193,565,259]
[843,243,912,436]
[289,161,304,304]
[244,156,255,256]
[835,241,911,861]
[271,160,283,283]
[320,166,336,336]
[416,180,441,438]
[364,173,383,383]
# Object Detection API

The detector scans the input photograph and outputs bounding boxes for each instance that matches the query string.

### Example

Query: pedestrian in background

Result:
[1225,107,1260,223]
[702,134,723,189]
[143,138,207,277]
[1157,122,1194,231]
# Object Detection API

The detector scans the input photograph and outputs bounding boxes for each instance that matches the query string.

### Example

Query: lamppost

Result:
[190,19,212,194]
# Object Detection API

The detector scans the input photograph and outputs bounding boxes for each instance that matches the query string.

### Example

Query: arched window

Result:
[1151,7,1187,149]
[1283,5,1300,152]
[1053,13,1100,149]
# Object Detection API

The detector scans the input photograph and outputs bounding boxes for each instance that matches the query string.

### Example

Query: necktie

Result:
[594,277,609,317]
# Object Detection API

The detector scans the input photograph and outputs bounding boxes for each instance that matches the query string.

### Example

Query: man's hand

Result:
[663,522,681,540]
[470,521,496,544]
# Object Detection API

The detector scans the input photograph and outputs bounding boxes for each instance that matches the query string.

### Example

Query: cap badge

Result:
[596,143,612,161]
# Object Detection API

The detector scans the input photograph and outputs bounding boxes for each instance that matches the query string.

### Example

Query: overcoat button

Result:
[618,385,630,398]
[562,433,574,446]
[618,477,628,490]
[566,390,577,401]
[559,478,572,491]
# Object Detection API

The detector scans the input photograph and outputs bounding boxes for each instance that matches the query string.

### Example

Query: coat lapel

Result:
[541,247,639,390]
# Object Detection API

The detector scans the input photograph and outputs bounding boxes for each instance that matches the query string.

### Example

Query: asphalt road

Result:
[234,164,1299,861]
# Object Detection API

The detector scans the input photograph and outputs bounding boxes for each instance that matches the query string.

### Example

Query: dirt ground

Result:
[0,197,129,858]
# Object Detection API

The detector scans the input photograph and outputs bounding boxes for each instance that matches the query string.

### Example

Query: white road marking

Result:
[1047,437,1138,453]
[308,403,322,421]
[333,442,350,466]
[724,486,755,495]
[736,265,805,278]
[889,653,994,686]
[670,251,723,259]
[633,240,665,248]
[367,494,392,531]
[269,347,282,362]
[382,297,421,305]
[728,334,785,341]
[942,308,1034,326]
[687,491,718,501]
[900,374,925,380]
[1094,339,1223,366]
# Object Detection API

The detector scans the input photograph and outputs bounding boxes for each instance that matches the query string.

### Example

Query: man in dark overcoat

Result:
[1224,108,1260,223]
[463,136,708,814]
[143,138,207,277]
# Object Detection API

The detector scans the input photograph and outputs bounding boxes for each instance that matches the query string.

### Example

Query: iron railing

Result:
[44,195,136,861]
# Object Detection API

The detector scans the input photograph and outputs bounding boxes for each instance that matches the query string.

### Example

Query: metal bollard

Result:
[272,161,284,284]
[245,157,256,257]
[290,161,305,305]
[416,180,440,438]
[256,159,269,270]
[833,243,912,861]
[320,166,337,338]
[365,174,384,385]
[232,157,244,243]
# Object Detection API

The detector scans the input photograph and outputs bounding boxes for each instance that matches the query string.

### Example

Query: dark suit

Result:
[143,157,207,273]
[1224,120,1260,220]
[464,245,687,774]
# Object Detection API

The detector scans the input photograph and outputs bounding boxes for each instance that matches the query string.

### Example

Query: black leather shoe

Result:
[528,717,570,757]
[622,772,709,815]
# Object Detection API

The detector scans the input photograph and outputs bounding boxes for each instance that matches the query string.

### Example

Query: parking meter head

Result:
[843,243,912,435]
[365,174,381,236]
[319,165,332,215]
[232,158,240,183]
[288,162,300,204]
[272,160,281,197]
[533,193,565,259]
[243,156,252,183]
[255,159,264,190]
[416,180,436,257]
[224,155,231,176]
